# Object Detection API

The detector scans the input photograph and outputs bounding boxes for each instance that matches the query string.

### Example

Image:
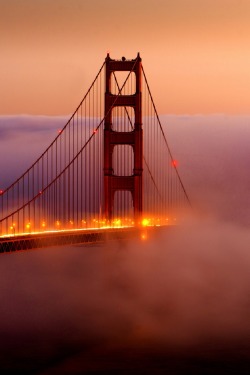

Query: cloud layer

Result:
[0,114,249,373]
[0,218,249,373]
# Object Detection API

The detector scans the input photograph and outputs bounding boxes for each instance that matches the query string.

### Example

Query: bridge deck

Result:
[0,226,169,253]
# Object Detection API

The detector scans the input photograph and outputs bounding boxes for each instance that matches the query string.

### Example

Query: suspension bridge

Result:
[0,54,190,252]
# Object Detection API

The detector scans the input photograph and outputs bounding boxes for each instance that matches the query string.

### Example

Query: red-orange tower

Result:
[104,53,143,224]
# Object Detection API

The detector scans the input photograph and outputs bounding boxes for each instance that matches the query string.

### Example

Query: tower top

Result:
[105,53,141,62]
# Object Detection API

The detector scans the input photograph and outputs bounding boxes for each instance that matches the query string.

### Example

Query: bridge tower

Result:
[104,54,143,224]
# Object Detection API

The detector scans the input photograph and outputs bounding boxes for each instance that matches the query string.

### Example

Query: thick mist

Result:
[0,114,250,373]
[0,218,249,373]
[163,114,250,225]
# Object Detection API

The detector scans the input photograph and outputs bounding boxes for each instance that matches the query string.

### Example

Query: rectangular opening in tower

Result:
[112,106,135,131]
[110,71,136,96]
[112,145,134,176]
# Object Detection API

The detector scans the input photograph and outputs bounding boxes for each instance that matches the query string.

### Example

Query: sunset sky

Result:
[1,0,250,115]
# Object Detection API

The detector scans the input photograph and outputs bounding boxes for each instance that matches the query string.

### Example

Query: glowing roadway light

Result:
[142,218,149,226]
[0,224,137,239]
[10,223,16,233]
[114,219,121,227]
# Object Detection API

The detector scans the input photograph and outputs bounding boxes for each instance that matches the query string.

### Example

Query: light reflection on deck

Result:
[0,216,177,239]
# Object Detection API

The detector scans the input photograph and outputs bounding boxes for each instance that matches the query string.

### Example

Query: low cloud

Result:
[0,115,68,186]
[0,216,249,373]
[0,114,250,372]
[1,114,250,224]
[163,114,250,225]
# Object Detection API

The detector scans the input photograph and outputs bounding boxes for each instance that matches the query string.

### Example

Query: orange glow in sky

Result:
[1,0,250,115]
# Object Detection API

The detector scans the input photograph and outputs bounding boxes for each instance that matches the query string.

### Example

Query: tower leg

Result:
[104,54,143,225]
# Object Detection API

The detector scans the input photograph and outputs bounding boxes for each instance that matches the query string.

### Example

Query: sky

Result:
[1,0,250,115]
